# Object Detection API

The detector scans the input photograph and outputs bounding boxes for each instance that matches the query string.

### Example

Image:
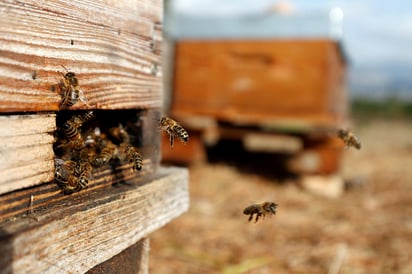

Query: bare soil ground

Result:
[149,118,412,274]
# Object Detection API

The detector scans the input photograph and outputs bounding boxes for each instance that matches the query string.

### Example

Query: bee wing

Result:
[54,158,65,166]
[87,164,94,180]
[68,85,78,101]
[77,88,90,105]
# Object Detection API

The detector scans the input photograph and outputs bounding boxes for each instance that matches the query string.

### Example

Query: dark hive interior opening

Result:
[53,110,148,194]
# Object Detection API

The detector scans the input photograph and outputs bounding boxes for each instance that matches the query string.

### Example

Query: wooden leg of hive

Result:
[87,238,150,274]
[287,136,345,198]
[0,167,188,274]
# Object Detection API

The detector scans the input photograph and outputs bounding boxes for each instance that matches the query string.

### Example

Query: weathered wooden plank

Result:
[0,166,189,274]
[0,157,156,221]
[15,0,163,32]
[0,0,163,112]
[0,114,56,194]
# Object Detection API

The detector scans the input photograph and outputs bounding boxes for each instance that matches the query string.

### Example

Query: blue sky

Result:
[170,0,412,67]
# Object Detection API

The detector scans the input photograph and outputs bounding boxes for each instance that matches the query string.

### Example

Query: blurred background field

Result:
[352,99,412,121]
[150,1,412,273]
[150,108,412,274]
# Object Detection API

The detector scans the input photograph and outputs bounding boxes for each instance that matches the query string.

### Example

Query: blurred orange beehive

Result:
[164,13,348,174]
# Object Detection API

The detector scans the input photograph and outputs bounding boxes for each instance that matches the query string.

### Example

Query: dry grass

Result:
[150,119,412,274]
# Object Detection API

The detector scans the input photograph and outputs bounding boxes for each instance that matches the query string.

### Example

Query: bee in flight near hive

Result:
[243,202,278,223]
[159,116,189,148]
[58,65,88,109]
[337,129,361,150]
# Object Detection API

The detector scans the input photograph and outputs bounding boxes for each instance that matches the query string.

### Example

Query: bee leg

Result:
[169,134,174,148]
[63,186,75,195]
[59,88,70,108]
[255,214,260,223]
[248,214,253,222]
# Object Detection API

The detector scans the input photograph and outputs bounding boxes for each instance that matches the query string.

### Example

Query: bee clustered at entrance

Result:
[53,110,145,194]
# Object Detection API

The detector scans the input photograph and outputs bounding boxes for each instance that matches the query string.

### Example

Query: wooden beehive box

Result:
[162,14,348,174]
[0,1,188,273]
[172,38,347,127]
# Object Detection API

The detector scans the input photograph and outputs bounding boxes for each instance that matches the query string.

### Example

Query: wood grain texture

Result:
[0,0,163,112]
[0,114,56,194]
[0,166,189,274]
[0,156,157,222]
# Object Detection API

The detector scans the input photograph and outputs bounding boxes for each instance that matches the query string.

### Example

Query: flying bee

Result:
[76,161,93,190]
[337,129,361,150]
[58,66,88,109]
[243,202,278,223]
[92,141,118,167]
[119,143,143,171]
[159,116,189,148]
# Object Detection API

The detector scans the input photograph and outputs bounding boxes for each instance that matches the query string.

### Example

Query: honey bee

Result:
[54,159,80,194]
[58,66,88,108]
[337,129,361,150]
[61,120,83,149]
[92,141,118,167]
[119,143,143,171]
[54,159,76,183]
[55,159,93,193]
[77,161,93,190]
[108,125,130,143]
[159,116,189,148]
[243,202,278,223]
[68,111,95,128]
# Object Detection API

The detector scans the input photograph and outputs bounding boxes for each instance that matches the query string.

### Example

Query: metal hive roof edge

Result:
[167,12,343,40]
[166,12,349,63]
